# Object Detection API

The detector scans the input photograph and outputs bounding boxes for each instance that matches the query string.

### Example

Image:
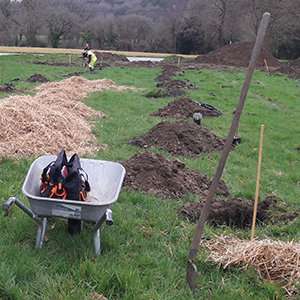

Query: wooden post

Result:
[251,124,265,240]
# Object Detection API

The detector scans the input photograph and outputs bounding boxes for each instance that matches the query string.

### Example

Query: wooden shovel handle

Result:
[188,12,271,261]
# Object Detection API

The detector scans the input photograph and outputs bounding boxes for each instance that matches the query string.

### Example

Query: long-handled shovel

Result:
[186,12,271,294]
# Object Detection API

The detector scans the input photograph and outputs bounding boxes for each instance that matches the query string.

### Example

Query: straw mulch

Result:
[0,76,137,159]
[203,235,300,296]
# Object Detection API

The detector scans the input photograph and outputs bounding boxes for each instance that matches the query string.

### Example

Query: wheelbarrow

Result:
[2,155,126,257]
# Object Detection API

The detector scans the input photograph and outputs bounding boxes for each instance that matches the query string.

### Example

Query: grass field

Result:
[0,50,299,299]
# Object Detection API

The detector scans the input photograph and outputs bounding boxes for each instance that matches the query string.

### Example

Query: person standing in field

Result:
[82,45,89,70]
[82,49,97,73]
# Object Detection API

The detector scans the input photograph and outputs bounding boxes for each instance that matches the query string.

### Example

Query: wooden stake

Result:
[251,124,264,240]
[69,55,72,73]
[264,59,269,72]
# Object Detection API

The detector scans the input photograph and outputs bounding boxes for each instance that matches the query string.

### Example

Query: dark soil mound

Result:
[150,97,221,119]
[0,86,20,93]
[26,73,49,83]
[63,71,82,77]
[274,66,300,79]
[95,51,129,62]
[154,73,173,82]
[154,65,183,82]
[156,79,199,90]
[149,87,188,98]
[149,67,199,98]
[95,52,163,69]
[287,60,300,70]
[126,120,230,157]
[181,196,278,228]
[194,41,284,70]
[154,73,172,82]
[161,64,182,76]
[121,151,229,199]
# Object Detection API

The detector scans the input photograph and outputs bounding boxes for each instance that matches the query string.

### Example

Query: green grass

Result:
[0,53,299,299]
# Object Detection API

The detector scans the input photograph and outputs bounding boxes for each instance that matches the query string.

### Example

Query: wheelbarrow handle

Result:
[106,209,113,226]
[3,197,47,249]
[3,197,17,211]
[3,197,39,221]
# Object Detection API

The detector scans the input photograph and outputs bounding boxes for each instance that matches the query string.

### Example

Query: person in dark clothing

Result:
[82,49,97,73]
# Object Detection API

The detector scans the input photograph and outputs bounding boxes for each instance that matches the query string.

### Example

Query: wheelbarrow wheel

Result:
[68,219,83,235]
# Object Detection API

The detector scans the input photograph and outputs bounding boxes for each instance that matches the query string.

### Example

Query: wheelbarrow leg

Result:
[3,197,47,249]
[35,217,47,249]
[92,209,113,257]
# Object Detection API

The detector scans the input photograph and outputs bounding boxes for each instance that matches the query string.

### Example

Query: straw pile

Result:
[203,235,300,296]
[0,76,136,158]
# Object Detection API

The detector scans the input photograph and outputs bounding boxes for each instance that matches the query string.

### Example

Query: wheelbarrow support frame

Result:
[3,197,114,257]
[93,209,113,257]
[3,197,47,249]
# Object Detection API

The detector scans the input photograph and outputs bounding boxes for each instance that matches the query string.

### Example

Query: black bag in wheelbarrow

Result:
[39,150,91,202]
[39,150,91,235]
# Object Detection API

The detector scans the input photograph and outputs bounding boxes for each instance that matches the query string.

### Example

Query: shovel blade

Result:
[186,259,197,294]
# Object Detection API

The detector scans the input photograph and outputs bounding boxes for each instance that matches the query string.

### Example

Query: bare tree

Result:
[46,11,77,48]
[0,0,13,44]
[186,0,243,51]
[174,16,206,54]
[12,0,45,46]
[246,0,300,57]
[115,14,153,51]
[211,0,234,46]
[90,14,119,50]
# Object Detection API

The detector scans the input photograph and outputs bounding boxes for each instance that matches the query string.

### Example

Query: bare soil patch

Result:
[274,66,300,79]
[150,97,221,119]
[194,41,284,70]
[95,51,129,63]
[153,79,198,98]
[181,196,277,228]
[154,65,182,81]
[0,86,21,93]
[121,151,229,199]
[126,120,229,157]
[26,73,49,82]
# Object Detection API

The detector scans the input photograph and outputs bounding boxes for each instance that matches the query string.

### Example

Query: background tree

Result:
[12,0,45,47]
[187,0,243,50]
[2,0,300,58]
[46,11,77,48]
[0,0,14,45]
[115,14,153,51]
[175,16,206,54]
[246,0,300,58]
[90,14,119,50]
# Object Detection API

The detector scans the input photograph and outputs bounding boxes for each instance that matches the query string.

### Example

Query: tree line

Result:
[1,0,300,59]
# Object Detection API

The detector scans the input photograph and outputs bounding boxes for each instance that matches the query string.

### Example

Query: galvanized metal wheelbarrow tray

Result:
[2,155,126,257]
